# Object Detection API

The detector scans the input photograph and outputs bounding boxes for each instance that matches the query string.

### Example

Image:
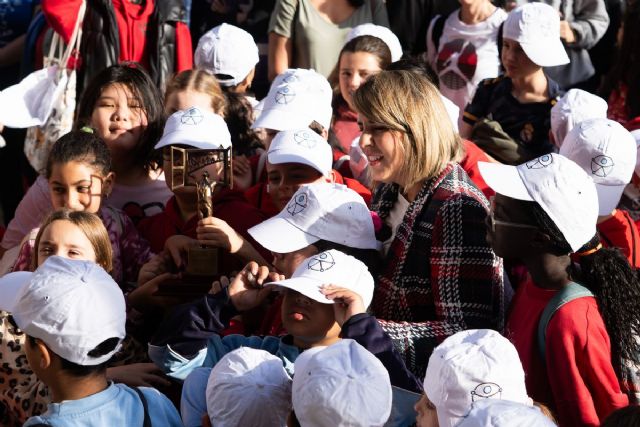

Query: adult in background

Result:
[267,0,389,79]
[353,70,505,378]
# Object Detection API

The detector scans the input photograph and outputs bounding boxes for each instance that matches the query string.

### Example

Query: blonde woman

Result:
[353,70,504,377]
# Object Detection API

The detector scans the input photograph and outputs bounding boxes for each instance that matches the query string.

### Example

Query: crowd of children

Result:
[1,1,640,426]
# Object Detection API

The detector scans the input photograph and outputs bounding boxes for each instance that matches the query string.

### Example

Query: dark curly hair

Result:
[46,130,112,179]
[222,91,263,156]
[527,200,640,365]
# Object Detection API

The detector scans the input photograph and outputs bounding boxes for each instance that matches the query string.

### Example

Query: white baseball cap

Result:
[0,256,126,365]
[551,89,609,147]
[252,68,332,131]
[194,23,259,87]
[292,339,392,427]
[503,3,569,67]
[479,153,598,252]
[424,330,531,427]
[268,249,375,308]
[631,129,640,177]
[248,183,377,253]
[206,347,292,427]
[267,128,333,176]
[457,399,556,427]
[559,118,637,215]
[155,107,231,150]
[345,24,403,62]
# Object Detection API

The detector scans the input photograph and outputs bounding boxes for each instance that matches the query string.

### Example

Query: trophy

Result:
[158,146,232,295]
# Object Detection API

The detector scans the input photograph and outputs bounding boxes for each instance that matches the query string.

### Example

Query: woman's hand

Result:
[226,262,282,311]
[320,285,366,327]
[196,217,244,253]
[106,363,172,388]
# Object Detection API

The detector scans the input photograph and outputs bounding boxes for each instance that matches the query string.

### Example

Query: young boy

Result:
[559,118,640,267]
[0,256,182,426]
[137,107,270,269]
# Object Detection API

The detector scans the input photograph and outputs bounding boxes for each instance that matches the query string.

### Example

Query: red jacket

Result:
[598,209,640,268]
[137,188,270,275]
[460,140,494,199]
[507,279,628,427]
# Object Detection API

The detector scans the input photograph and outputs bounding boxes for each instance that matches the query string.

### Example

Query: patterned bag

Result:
[23,1,85,174]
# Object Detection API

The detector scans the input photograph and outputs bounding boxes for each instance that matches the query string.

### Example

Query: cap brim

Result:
[268,276,333,304]
[478,162,533,201]
[268,150,329,176]
[0,271,32,313]
[248,217,320,253]
[251,108,311,131]
[595,183,626,216]
[154,132,230,150]
[520,40,570,67]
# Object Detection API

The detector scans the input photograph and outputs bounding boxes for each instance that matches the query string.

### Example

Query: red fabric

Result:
[507,279,628,427]
[332,102,360,153]
[137,188,270,274]
[626,116,640,132]
[597,209,640,268]
[174,21,193,71]
[333,147,354,179]
[331,170,372,206]
[608,84,630,127]
[459,140,494,199]
[42,0,80,44]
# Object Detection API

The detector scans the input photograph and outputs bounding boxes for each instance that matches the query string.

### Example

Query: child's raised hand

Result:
[164,234,198,269]
[227,261,282,311]
[137,251,172,286]
[320,285,366,327]
[128,272,190,311]
[196,217,244,253]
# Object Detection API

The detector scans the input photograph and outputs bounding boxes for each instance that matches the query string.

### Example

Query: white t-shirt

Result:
[426,8,507,126]
[382,193,410,256]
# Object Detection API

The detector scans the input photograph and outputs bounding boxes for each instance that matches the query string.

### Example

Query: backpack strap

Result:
[133,387,152,427]
[537,282,594,362]
[430,14,447,53]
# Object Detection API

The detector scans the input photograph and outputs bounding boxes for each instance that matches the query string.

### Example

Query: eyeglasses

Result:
[488,197,538,232]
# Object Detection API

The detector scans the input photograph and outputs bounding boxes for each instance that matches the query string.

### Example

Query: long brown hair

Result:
[165,69,227,116]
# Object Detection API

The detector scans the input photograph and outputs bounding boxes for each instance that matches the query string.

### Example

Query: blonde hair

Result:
[31,209,113,273]
[165,69,227,116]
[353,70,462,188]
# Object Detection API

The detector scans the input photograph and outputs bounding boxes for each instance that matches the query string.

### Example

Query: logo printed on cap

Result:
[286,193,308,216]
[275,86,296,104]
[283,74,299,84]
[293,130,317,148]
[526,154,553,169]
[470,383,503,402]
[591,155,614,177]
[181,107,204,125]
[308,252,336,272]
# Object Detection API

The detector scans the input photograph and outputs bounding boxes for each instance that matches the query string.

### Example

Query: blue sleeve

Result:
[140,387,184,427]
[341,313,423,393]
[181,367,212,427]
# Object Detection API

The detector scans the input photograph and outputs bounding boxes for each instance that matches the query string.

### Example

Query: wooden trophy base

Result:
[154,247,219,297]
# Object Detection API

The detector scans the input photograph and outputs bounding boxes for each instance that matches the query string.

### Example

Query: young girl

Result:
[480,153,636,426]
[330,34,392,154]
[460,3,567,164]
[0,65,170,257]
[11,130,153,286]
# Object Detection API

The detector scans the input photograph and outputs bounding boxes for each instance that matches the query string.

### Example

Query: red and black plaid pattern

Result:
[371,162,505,378]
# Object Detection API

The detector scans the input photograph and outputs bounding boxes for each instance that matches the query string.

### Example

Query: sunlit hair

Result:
[353,70,462,187]
[164,69,227,116]
[31,209,113,273]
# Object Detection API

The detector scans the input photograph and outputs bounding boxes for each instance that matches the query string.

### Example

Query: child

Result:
[0,65,170,256]
[461,3,567,164]
[291,339,393,427]
[550,89,608,147]
[164,69,227,116]
[11,130,152,286]
[416,329,532,427]
[0,256,182,426]
[195,347,292,427]
[245,128,371,218]
[559,118,640,268]
[137,107,270,272]
[479,153,635,425]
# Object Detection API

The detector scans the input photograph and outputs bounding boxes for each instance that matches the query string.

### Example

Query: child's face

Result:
[36,219,97,267]
[162,146,225,197]
[165,89,218,115]
[281,288,341,348]
[272,245,318,277]
[49,161,113,213]
[267,162,326,211]
[414,394,439,427]
[90,83,148,159]
[339,51,382,111]
[501,39,540,80]
[485,194,539,260]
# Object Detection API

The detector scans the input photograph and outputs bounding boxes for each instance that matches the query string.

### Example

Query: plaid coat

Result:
[372,162,504,378]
